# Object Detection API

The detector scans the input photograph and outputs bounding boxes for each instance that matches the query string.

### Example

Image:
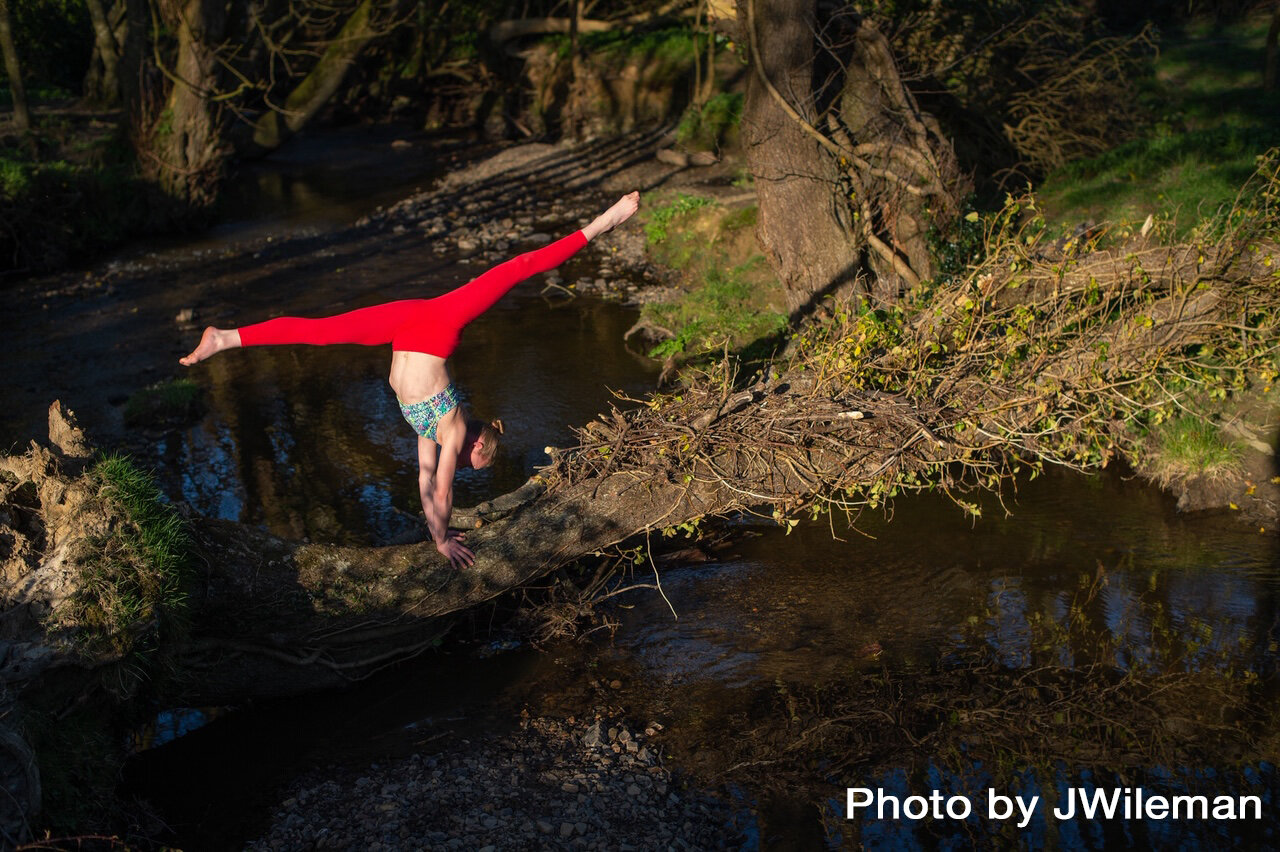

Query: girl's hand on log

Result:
[436,530,474,570]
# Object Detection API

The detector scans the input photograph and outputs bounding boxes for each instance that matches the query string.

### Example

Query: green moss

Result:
[719,204,757,233]
[124,377,203,428]
[675,92,744,151]
[573,27,700,64]
[643,192,717,244]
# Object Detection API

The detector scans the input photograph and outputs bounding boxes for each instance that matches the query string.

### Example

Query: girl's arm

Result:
[417,432,474,569]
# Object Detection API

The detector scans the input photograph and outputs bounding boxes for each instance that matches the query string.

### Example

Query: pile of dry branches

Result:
[549,150,1280,525]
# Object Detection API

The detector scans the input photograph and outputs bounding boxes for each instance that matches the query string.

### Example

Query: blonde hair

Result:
[468,418,503,463]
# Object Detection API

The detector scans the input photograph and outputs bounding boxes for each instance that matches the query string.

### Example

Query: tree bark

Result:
[835,20,965,302]
[247,0,379,154]
[0,0,30,132]
[737,0,966,310]
[738,0,859,315]
[83,0,122,107]
[118,0,148,127]
[143,0,229,203]
[1266,6,1279,93]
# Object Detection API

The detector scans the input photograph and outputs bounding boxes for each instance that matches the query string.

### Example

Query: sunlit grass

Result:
[52,455,190,660]
[1038,10,1280,233]
[1143,417,1244,485]
[643,192,718,244]
[644,256,786,359]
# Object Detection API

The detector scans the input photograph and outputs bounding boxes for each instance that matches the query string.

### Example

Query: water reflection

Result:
[550,467,1280,847]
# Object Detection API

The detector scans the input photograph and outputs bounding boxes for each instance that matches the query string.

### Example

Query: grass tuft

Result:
[643,192,718,244]
[124,377,203,428]
[643,257,786,359]
[1143,417,1244,486]
[52,455,191,663]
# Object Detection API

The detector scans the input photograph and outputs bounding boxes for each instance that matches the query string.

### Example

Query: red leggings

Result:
[238,230,588,358]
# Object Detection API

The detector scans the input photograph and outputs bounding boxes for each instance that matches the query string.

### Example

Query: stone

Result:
[48,401,91,459]
[560,822,575,838]
[656,148,689,167]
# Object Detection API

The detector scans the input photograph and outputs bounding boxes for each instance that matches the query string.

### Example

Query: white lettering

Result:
[847,788,976,822]
[846,788,873,820]
[1145,794,1168,819]
[880,792,900,820]
[1015,795,1039,829]
[1053,789,1075,821]
[1076,788,1122,821]
[989,791,1014,821]
[1239,795,1262,820]
[946,794,972,819]
[903,796,928,820]
[1171,795,1208,819]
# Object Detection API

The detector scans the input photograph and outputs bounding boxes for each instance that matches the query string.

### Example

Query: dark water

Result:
[126,459,1280,849]
[9,128,1275,848]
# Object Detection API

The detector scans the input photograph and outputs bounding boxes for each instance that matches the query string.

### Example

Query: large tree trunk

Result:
[833,20,966,303]
[737,0,967,309]
[118,0,148,125]
[738,0,859,314]
[0,0,30,132]
[145,0,228,203]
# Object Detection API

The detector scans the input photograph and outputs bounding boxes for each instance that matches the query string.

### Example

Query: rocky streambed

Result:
[246,712,748,850]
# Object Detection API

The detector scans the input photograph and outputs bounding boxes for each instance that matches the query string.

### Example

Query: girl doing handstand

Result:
[181,192,640,569]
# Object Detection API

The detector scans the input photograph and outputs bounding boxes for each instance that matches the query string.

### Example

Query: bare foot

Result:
[180,326,240,366]
[583,191,640,240]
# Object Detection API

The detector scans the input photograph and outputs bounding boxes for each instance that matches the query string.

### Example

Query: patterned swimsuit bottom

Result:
[398,383,459,442]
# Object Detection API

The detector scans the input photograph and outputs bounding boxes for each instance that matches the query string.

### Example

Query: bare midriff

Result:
[389,349,451,405]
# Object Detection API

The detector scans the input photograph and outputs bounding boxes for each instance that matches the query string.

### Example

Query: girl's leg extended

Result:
[180,326,241,365]
[239,300,424,347]
[431,231,589,329]
[430,192,639,330]
[180,299,425,365]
